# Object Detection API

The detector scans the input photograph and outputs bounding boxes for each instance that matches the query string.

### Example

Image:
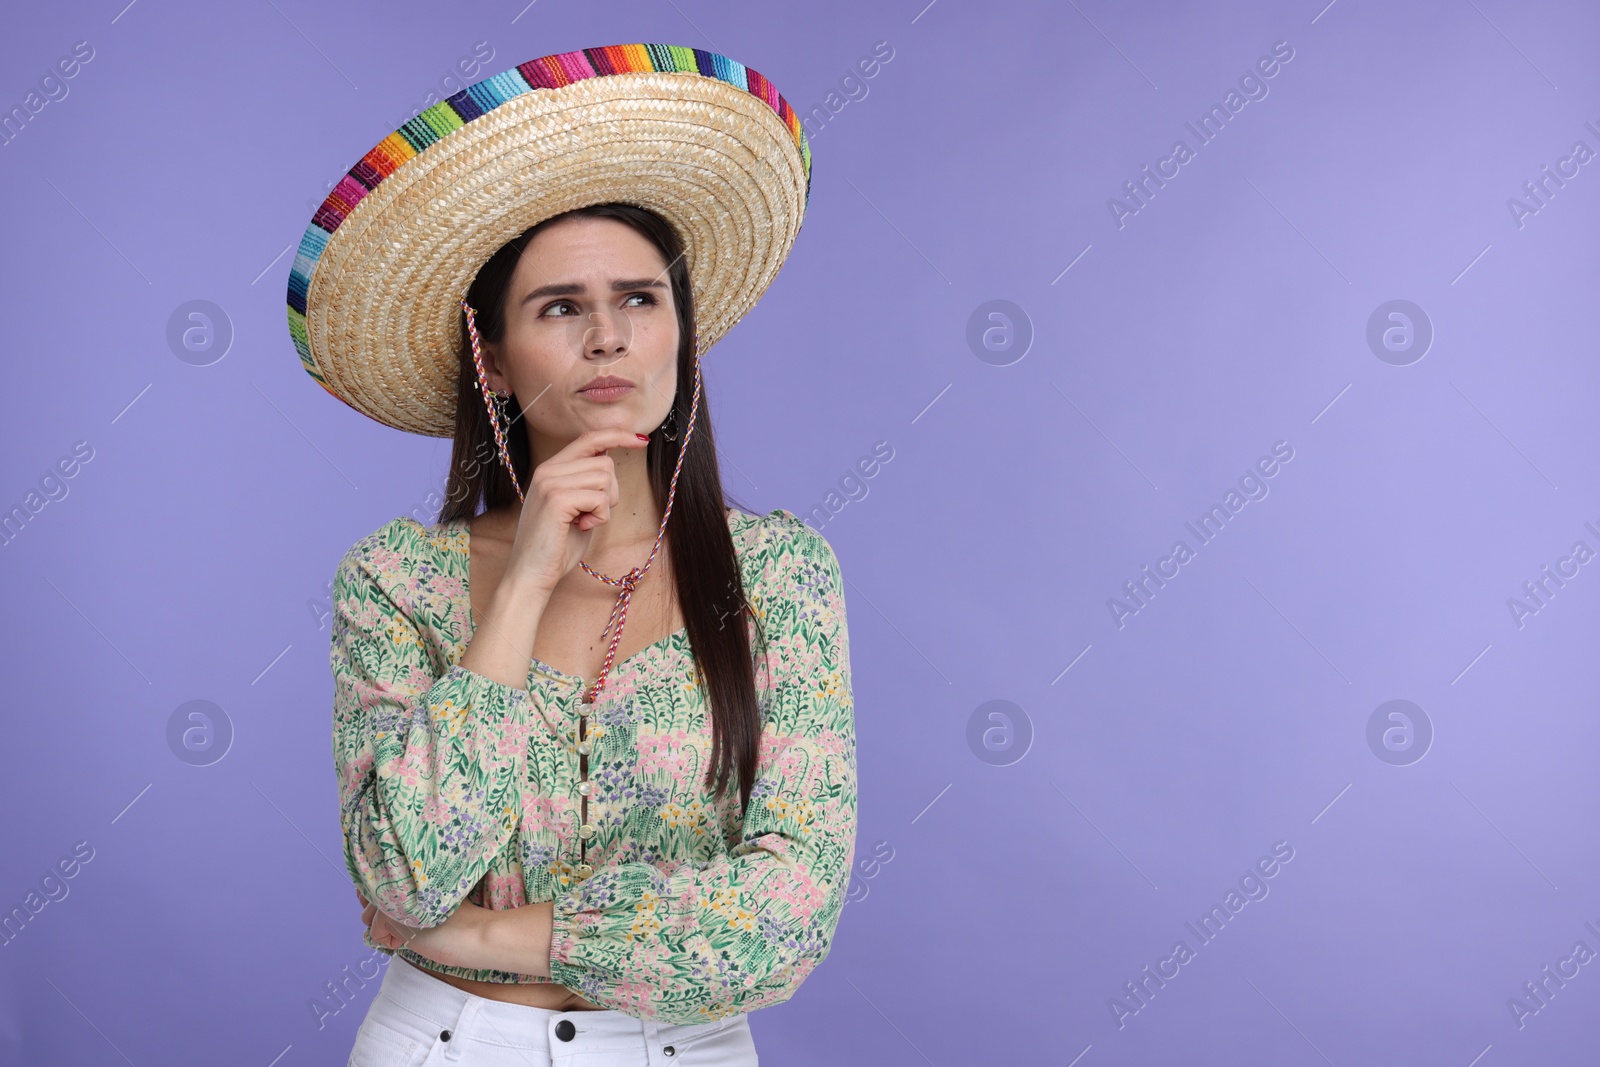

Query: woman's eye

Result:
[541,294,655,317]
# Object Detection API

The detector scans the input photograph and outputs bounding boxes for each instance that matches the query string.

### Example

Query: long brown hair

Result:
[437,203,767,814]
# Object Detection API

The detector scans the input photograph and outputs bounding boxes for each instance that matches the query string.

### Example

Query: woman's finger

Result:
[370,913,395,949]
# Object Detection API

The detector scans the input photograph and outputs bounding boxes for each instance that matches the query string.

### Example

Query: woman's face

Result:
[486,215,679,451]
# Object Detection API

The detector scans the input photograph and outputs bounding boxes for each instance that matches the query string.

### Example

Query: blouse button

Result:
[577,741,593,755]
[577,781,591,795]
[576,862,593,878]
[578,823,597,840]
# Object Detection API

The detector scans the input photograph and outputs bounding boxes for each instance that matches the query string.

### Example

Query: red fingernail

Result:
[636,433,650,441]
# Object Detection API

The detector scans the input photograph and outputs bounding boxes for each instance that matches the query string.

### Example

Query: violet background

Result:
[1,0,1597,1064]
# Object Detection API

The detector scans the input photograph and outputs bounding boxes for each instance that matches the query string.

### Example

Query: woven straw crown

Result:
[286,43,813,437]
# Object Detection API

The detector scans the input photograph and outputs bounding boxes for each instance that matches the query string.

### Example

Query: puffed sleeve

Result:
[330,523,534,931]
[546,512,857,1023]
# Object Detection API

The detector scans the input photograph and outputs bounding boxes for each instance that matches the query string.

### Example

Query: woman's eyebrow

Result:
[520,278,670,304]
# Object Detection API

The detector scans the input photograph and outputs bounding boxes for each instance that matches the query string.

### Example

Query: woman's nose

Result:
[582,307,631,360]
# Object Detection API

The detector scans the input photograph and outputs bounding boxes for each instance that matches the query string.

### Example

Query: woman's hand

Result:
[456,427,653,692]
[359,892,491,971]
[509,427,652,593]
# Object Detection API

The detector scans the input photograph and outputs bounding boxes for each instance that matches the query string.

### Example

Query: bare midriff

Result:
[414,960,607,1011]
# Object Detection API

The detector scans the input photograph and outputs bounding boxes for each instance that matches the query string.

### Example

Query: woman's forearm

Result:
[460,567,554,690]
[464,900,557,977]
[370,899,556,977]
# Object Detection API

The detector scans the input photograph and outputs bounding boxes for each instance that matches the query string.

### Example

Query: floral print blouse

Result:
[329,506,856,1024]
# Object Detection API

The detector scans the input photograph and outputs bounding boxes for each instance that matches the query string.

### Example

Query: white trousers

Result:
[346,956,759,1066]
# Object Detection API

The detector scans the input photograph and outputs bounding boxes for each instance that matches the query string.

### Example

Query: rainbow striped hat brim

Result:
[286,43,813,437]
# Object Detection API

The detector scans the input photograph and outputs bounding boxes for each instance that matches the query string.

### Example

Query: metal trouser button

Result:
[555,1018,576,1041]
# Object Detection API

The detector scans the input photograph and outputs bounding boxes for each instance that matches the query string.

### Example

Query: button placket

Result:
[575,691,596,880]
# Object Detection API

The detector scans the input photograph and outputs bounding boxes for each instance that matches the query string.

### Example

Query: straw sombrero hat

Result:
[285,43,812,437]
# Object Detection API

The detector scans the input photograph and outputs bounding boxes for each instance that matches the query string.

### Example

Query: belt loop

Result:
[440,997,481,1062]
[642,1017,661,1065]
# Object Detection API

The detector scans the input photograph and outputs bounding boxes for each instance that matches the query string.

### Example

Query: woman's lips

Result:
[579,383,634,402]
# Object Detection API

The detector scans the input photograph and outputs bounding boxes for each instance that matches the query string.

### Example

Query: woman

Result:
[289,45,855,1066]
